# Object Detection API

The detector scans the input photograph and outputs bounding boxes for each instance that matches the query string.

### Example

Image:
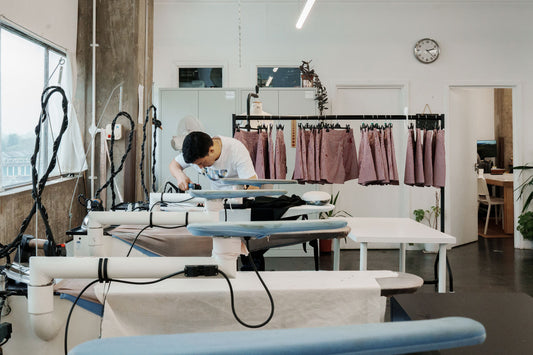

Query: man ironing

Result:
[169,131,258,190]
[169,131,264,270]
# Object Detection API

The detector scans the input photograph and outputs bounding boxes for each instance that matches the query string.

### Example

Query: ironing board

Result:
[218,178,297,187]
[69,316,485,355]
[187,219,348,239]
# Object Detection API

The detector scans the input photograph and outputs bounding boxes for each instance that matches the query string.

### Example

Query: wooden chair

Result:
[477,177,504,234]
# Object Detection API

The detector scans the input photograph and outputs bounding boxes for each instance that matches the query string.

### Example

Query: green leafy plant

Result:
[319,191,352,219]
[514,164,533,213]
[413,192,441,230]
[517,211,533,240]
[514,164,533,239]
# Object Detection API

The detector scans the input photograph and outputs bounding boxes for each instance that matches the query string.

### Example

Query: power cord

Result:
[0,86,69,260]
[139,105,161,200]
[94,111,135,209]
[63,268,186,355]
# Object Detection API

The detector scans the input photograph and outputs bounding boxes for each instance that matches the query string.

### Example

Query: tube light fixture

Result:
[296,0,316,29]
[265,76,274,87]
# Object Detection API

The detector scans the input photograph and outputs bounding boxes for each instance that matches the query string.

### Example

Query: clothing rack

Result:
[232,113,445,233]
[233,113,451,291]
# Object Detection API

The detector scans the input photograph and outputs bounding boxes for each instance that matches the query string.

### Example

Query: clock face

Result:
[414,38,440,63]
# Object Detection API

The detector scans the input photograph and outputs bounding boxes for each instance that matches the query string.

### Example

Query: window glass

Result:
[257,67,301,88]
[0,26,66,189]
[178,67,222,88]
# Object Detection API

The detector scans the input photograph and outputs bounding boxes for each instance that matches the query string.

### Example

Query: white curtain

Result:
[51,51,87,174]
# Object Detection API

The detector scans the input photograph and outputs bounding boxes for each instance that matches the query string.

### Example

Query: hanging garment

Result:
[370,130,386,184]
[307,129,317,182]
[275,128,287,179]
[301,129,311,182]
[314,128,323,183]
[268,127,276,179]
[343,128,359,182]
[234,130,259,167]
[358,128,377,186]
[433,129,446,187]
[255,131,269,179]
[423,129,434,187]
[385,126,399,185]
[292,127,305,181]
[414,128,425,186]
[404,128,415,186]
[378,129,390,184]
[320,129,345,184]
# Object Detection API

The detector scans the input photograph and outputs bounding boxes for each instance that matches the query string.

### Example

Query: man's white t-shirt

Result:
[175,136,256,189]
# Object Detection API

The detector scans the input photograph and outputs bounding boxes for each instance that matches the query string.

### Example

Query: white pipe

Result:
[87,210,218,229]
[28,255,237,341]
[90,0,98,197]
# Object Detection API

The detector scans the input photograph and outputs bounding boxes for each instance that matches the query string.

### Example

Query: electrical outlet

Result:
[105,123,122,140]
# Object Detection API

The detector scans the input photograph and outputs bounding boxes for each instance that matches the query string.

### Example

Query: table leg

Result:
[399,243,406,272]
[438,244,447,293]
[360,242,368,271]
[503,184,514,234]
[333,238,340,271]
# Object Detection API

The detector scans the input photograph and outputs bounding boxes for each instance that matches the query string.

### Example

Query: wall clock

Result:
[414,38,440,64]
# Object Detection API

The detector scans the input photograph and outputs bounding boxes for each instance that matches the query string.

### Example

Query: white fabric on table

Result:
[95,270,392,338]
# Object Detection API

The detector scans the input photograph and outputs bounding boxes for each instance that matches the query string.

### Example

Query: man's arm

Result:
[169,159,192,191]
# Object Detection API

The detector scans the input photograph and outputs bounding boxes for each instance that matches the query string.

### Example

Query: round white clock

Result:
[414,38,440,64]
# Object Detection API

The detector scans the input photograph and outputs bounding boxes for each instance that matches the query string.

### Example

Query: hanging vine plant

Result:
[299,60,328,115]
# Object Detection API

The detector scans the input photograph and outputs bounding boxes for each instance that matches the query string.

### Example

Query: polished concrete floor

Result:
[265,236,533,296]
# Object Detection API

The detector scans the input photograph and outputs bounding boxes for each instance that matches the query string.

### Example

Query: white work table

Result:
[332,217,456,293]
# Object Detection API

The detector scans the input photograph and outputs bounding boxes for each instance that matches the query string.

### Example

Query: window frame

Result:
[0,22,67,191]
[177,65,224,88]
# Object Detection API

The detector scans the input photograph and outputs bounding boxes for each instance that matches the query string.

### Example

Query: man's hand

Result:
[169,160,191,191]
[175,170,192,191]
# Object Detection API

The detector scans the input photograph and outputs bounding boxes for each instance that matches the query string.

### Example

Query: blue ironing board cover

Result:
[187,219,347,238]
[188,189,287,199]
[218,178,297,187]
[69,316,486,355]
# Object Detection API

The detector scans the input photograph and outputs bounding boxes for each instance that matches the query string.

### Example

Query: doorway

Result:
[448,86,514,246]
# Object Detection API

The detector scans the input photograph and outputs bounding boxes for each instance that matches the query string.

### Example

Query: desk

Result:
[332,217,456,293]
[484,173,514,234]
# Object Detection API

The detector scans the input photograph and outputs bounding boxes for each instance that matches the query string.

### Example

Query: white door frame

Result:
[445,81,524,248]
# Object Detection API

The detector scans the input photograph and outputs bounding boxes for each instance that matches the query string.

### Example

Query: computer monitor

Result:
[477,140,497,160]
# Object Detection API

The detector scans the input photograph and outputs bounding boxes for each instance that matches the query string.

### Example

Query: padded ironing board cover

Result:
[187,219,348,238]
[94,271,391,338]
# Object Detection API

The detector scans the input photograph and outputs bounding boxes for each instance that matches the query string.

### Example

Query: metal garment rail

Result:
[233,113,452,291]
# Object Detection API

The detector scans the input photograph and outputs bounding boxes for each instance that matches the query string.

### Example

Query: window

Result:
[257,67,302,88]
[0,24,66,189]
[178,67,222,88]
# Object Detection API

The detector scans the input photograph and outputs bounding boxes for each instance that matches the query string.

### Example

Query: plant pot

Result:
[319,239,332,254]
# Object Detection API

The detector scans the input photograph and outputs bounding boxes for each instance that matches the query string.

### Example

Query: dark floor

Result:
[264,236,533,296]
[264,237,533,353]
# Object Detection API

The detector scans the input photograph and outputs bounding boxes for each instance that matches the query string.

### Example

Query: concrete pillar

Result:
[75,0,153,207]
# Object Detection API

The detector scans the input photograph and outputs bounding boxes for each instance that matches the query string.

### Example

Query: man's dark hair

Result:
[182,131,213,163]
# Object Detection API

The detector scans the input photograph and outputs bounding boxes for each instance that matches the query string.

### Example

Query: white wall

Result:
[153,0,533,248]
[0,0,78,53]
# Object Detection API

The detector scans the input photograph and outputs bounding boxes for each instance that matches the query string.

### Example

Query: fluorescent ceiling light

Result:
[273,67,279,72]
[296,0,316,29]
[265,76,274,87]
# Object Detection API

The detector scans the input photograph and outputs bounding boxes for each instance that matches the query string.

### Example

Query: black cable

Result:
[150,106,161,193]
[216,238,274,329]
[64,269,186,355]
[126,224,186,257]
[94,112,135,209]
[0,86,69,259]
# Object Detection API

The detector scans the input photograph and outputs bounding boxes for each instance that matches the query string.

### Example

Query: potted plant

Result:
[514,164,533,240]
[413,192,441,252]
